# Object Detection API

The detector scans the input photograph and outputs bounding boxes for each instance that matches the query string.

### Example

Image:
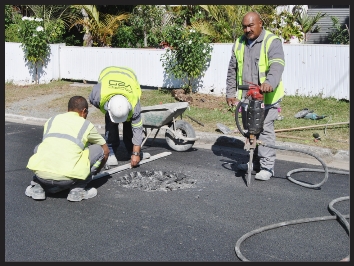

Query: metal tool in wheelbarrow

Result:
[234,81,265,187]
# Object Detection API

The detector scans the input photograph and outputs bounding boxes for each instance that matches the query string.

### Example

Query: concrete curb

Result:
[5,113,349,166]
[6,113,48,123]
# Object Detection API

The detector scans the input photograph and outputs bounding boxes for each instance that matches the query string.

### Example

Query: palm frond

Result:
[191,20,216,37]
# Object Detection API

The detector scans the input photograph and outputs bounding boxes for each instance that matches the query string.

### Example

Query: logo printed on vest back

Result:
[108,80,133,93]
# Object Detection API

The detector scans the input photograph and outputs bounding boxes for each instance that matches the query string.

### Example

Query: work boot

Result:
[140,152,151,160]
[106,154,118,166]
[255,169,274,181]
[67,187,97,202]
[106,145,118,167]
[25,181,45,200]
[237,162,260,173]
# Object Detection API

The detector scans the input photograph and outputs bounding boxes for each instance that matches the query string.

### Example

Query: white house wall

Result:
[5,42,349,100]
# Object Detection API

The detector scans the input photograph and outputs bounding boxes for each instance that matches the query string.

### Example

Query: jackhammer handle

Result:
[238,85,250,90]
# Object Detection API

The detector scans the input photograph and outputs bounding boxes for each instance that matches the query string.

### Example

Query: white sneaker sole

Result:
[254,175,271,181]
[25,185,45,200]
[67,188,97,202]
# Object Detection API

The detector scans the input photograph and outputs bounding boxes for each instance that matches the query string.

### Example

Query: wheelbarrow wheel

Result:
[165,120,196,152]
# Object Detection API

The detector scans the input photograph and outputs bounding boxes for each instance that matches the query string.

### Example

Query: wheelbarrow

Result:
[141,102,198,151]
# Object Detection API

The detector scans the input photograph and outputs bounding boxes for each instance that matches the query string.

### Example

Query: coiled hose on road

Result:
[234,102,350,261]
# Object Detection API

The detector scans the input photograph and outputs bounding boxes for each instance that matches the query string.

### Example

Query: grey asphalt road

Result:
[5,121,350,262]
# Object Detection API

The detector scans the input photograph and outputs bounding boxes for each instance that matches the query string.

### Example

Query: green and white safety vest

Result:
[27,112,94,180]
[234,30,285,104]
[98,66,141,121]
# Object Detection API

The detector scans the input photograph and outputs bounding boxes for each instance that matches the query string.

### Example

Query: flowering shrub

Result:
[160,27,213,93]
[267,10,303,43]
[18,16,50,83]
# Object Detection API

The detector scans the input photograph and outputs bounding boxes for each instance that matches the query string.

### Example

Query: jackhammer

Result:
[234,81,265,187]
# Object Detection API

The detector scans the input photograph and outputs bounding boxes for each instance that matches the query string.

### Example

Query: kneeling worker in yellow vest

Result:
[26,96,110,202]
[89,66,150,169]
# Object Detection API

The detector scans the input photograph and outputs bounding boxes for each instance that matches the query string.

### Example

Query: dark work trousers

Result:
[33,144,105,190]
[104,112,133,160]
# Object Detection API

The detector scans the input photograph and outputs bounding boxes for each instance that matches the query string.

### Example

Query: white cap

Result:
[107,95,132,123]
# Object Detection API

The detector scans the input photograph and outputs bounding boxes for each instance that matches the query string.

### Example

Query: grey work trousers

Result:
[33,144,105,190]
[240,105,278,171]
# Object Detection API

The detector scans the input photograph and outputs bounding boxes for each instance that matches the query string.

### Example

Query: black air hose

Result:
[235,197,350,261]
[234,141,350,261]
[235,100,247,137]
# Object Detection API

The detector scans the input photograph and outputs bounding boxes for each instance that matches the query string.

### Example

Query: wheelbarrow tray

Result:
[141,102,189,127]
[140,102,197,152]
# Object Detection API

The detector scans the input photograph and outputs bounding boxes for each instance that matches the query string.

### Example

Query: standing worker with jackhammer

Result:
[226,11,285,181]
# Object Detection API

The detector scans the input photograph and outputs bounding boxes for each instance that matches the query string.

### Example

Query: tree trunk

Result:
[81,8,92,47]
[35,64,38,84]
[143,30,147,47]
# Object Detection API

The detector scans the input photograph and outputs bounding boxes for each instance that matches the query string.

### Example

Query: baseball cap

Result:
[107,95,132,123]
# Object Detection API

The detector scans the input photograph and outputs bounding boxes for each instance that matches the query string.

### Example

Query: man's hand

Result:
[94,143,110,174]
[226,97,238,107]
[130,155,140,168]
[102,144,109,161]
[130,145,141,168]
[260,83,273,93]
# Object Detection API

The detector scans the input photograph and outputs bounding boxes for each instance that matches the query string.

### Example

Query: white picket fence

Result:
[5,42,349,100]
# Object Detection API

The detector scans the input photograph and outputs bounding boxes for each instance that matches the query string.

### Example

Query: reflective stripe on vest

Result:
[234,30,284,104]
[98,66,138,82]
[131,119,143,128]
[27,112,93,180]
[43,115,91,150]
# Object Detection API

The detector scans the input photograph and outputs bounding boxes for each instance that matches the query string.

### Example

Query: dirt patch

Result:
[171,89,226,110]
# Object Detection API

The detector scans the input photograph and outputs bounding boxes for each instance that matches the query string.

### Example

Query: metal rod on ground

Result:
[92,152,172,180]
[275,121,349,133]
[217,122,349,139]
[186,115,204,126]
[276,134,309,140]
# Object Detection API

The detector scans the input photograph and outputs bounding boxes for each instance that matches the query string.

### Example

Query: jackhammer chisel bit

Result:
[247,148,254,187]
[244,134,257,187]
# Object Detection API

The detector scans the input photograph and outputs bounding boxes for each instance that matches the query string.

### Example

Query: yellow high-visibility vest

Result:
[27,112,94,180]
[234,30,285,104]
[98,66,141,121]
